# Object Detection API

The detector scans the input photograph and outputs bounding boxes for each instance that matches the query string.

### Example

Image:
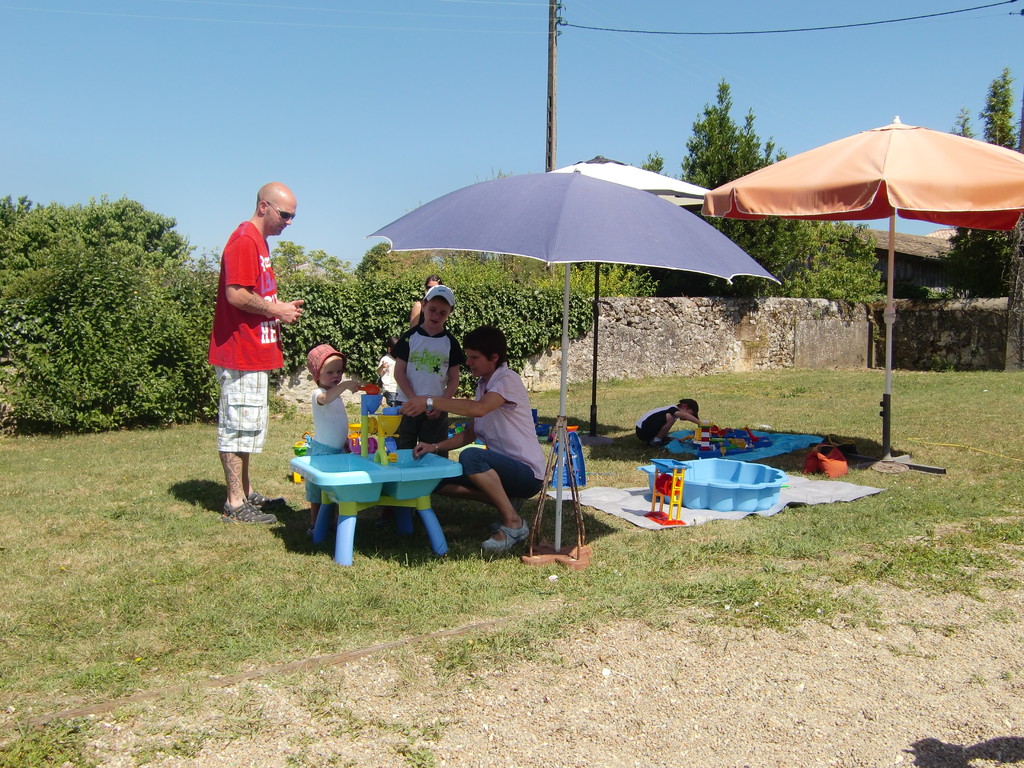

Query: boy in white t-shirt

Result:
[304,344,360,532]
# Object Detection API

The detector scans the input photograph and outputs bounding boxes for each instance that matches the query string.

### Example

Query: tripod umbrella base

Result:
[521,543,593,571]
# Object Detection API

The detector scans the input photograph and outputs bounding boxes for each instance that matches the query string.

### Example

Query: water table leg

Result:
[312,492,337,546]
[415,496,448,557]
[395,506,414,536]
[385,496,447,557]
[333,501,359,566]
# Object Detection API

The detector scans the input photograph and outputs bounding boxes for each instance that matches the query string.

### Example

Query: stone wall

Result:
[521,297,871,392]
[867,298,1008,372]
[276,369,366,414]
[276,297,1009,404]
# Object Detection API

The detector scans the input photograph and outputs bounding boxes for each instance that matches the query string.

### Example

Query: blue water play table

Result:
[289,450,463,566]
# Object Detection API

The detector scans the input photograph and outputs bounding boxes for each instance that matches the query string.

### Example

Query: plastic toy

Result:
[292,432,311,481]
[291,450,462,566]
[640,458,786,512]
[357,388,384,460]
[354,389,401,466]
[674,424,774,458]
[371,410,402,465]
[650,463,685,523]
[549,428,586,488]
[697,421,713,452]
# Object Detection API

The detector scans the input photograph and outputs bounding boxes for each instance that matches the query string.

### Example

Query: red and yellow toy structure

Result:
[649,464,686,525]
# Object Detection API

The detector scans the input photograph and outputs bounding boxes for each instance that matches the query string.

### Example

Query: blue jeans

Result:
[442,447,543,499]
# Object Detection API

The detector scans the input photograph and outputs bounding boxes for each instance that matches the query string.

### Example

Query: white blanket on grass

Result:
[554,476,884,529]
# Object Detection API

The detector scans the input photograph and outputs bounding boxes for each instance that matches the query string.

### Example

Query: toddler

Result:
[305,344,359,532]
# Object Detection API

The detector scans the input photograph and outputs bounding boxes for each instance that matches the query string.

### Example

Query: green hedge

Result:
[277,271,592,393]
[0,196,592,432]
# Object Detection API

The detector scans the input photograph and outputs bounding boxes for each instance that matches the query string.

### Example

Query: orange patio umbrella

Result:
[703,118,1024,462]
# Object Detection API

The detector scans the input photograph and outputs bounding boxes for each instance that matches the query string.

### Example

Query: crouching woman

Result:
[400,325,545,552]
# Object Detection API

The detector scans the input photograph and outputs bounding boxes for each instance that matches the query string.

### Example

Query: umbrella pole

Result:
[862,216,945,473]
[589,264,599,436]
[553,264,571,552]
[522,266,594,568]
[881,215,896,459]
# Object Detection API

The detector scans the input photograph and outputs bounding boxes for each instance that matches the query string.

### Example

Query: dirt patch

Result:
[71,576,1024,768]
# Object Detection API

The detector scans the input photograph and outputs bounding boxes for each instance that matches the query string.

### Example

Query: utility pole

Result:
[545,0,558,172]
[1007,81,1024,370]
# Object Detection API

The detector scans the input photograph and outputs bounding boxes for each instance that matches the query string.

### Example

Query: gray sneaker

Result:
[222,501,278,524]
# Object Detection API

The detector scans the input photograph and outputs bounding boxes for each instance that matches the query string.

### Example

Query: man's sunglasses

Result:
[264,200,295,221]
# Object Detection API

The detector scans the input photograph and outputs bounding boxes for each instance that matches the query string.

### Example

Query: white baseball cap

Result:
[424,284,455,307]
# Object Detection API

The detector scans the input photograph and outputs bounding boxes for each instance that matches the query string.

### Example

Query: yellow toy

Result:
[292,432,312,482]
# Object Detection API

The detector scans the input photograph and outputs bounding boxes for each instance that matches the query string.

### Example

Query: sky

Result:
[2,1,1022,264]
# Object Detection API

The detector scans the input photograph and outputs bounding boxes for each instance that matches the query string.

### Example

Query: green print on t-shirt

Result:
[410,348,445,374]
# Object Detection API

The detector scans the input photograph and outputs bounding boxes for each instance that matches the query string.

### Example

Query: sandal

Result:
[482,522,529,552]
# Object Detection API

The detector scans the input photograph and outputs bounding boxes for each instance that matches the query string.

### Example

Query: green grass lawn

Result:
[1,368,1022,743]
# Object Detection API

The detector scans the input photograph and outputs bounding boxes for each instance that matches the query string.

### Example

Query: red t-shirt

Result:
[207,221,284,371]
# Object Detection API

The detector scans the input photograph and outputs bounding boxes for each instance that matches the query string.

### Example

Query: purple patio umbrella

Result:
[370,172,769,275]
[369,172,776,552]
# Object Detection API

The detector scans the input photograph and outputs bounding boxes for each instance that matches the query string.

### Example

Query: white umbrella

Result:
[550,157,710,440]
[551,155,708,207]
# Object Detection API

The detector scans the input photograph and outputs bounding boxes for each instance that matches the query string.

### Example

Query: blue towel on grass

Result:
[664,430,822,462]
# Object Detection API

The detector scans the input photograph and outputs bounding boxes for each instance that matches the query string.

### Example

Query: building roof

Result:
[856,228,952,260]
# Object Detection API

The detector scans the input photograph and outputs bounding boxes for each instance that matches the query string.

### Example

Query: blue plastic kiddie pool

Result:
[640,458,787,513]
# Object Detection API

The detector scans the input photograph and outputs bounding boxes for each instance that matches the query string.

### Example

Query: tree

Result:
[354,242,440,282]
[785,225,884,302]
[675,81,879,300]
[981,67,1017,149]
[0,197,215,431]
[947,68,1019,297]
[642,152,664,174]
[682,81,778,192]
[272,240,351,281]
[952,106,975,138]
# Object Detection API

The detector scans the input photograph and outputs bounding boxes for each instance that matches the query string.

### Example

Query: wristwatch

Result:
[426,396,434,413]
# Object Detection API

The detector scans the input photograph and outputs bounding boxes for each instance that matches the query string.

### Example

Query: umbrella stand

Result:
[522,266,592,569]
[368,171,777,552]
[882,214,896,460]
[700,119,1024,474]
[520,415,591,570]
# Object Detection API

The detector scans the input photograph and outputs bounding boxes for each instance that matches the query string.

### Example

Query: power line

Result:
[435,0,547,5]
[153,0,536,20]
[562,0,1021,36]
[0,3,539,31]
